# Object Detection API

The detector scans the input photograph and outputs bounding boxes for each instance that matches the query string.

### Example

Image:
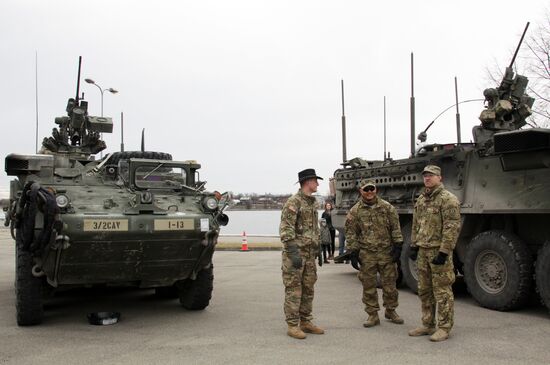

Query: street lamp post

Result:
[84,78,118,117]
[85,78,118,157]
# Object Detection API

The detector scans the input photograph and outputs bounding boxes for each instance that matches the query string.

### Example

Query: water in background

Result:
[221,210,324,235]
[221,210,280,235]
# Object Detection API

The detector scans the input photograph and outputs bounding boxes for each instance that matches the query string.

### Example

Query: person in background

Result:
[319,218,331,264]
[336,229,347,264]
[321,202,336,260]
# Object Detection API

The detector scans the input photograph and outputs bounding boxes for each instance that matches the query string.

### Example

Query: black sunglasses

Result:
[362,186,376,192]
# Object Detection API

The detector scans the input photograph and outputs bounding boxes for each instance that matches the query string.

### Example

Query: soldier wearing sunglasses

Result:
[345,179,404,328]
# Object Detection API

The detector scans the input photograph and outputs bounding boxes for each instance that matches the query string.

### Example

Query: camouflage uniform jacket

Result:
[411,184,461,255]
[345,197,403,252]
[279,190,320,251]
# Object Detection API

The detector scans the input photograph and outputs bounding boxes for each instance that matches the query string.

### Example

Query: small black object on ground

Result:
[87,312,121,325]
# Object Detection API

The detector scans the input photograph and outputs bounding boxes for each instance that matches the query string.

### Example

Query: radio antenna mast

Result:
[410,52,416,157]
[341,79,347,163]
[455,77,461,144]
[383,96,387,160]
[35,51,39,153]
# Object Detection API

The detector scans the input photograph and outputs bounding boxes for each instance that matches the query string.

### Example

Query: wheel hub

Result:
[474,250,507,294]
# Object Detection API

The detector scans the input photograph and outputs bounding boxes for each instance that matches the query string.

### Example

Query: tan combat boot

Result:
[429,329,449,342]
[300,321,325,334]
[287,325,306,339]
[363,312,380,328]
[385,309,404,324]
[408,326,436,336]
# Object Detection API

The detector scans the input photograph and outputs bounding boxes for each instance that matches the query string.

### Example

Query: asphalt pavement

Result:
[0,229,549,365]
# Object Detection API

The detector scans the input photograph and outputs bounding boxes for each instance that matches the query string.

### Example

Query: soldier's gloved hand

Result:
[431,251,448,265]
[390,243,403,263]
[287,243,302,269]
[409,246,419,261]
[349,250,360,267]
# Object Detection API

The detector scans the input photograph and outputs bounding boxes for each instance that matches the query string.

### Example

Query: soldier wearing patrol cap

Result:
[344,179,404,328]
[408,165,461,342]
[279,168,325,339]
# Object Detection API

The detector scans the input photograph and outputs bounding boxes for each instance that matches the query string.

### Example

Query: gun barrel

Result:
[75,56,82,103]
[509,22,530,68]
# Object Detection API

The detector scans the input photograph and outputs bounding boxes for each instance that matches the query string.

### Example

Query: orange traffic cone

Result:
[240,231,250,252]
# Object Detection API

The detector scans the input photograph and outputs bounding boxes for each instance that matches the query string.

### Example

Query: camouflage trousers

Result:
[358,249,399,314]
[417,247,455,332]
[281,250,318,326]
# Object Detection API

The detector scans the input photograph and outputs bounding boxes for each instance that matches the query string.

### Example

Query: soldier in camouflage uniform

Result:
[408,165,461,342]
[279,168,325,339]
[345,179,404,328]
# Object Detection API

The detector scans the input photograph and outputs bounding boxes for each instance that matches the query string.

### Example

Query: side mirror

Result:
[216,213,229,226]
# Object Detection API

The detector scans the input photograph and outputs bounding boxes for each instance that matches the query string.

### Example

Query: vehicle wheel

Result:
[178,266,214,310]
[15,231,44,326]
[400,224,418,293]
[535,241,550,313]
[109,151,172,166]
[464,230,533,311]
[154,285,178,299]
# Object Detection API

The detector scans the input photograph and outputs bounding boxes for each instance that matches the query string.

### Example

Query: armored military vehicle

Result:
[331,25,550,313]
[3,58,229,326]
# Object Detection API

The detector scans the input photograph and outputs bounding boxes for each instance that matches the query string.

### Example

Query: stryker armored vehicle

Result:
[3,58,229,326]
[331,24,550,313]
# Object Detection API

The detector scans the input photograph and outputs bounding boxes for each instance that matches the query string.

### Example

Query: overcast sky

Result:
[1,0,548,196]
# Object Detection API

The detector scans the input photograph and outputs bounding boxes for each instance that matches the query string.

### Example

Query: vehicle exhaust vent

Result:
[7,159,29,171]
[494,129,550,154]
[5,154,54,176]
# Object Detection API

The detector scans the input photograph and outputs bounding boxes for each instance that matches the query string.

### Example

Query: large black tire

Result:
[463,230,533,311]
[15,232,44,326]
[400,224,418,293]
[535,241,550,313]
[109,151,172,166]
[178,266,214,310]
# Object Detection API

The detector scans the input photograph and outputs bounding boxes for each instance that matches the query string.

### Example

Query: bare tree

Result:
[486,13,550,127]
[524,13,550,125]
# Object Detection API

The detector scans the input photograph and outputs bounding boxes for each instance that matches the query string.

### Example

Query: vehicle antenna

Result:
[410,53,415,157]
[120,112,124,152]
[455,76,461,144]
[341,79,347,163]
[383,95,387,160]
[141,128,145,152]
[35,51,39,153]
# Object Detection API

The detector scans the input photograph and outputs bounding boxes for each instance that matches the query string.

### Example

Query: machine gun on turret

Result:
[475,23,535,145]
[41,57,113,157]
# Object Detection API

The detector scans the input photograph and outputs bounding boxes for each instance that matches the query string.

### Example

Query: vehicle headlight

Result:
[203,197,218,211]
[56,194,70,208]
